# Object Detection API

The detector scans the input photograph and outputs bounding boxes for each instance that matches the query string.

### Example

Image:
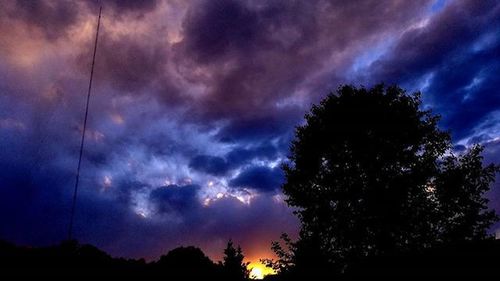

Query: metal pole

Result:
[68,6,102,241]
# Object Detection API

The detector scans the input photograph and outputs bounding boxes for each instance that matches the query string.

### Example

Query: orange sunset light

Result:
[248,261,275,280]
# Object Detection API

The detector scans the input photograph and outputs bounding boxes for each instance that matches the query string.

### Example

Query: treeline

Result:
[0,239,249,279]
[3,237,500,278]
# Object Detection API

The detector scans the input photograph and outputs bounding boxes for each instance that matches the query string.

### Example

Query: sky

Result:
[0,0,499,264]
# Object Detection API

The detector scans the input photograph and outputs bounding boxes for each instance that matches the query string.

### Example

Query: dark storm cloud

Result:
[149,184,201,214]
[93,33,168,93]
[427,48,500,140]
[225,142,279,167]
[171,0,434,148]
[229,165,284,192]
[189,142,284,177]
[189,155,230,176]
[81,0,159,21]
[88,0,159,13]
[215,109,301,143]
[182,0,260,64]
[367,0,500,140]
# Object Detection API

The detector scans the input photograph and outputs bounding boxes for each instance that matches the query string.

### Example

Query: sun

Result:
[250,267,264,279]
[248,262,275,279]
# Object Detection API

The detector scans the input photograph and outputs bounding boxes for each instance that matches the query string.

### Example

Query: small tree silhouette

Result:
[262,233,296,274]
[281,84,499,271]
[221,240,249,281]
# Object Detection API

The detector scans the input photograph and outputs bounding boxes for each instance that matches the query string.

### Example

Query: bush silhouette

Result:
[152,246,218,278]
[0,240,147,276]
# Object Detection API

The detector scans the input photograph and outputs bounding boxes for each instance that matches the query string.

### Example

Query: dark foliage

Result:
[276,84,499,275]
[263,233,334,280]
[220,240,249,281]
[344,239,500,278]
[0,240,147,277]
[0,239,252,279]
[265,239,500,280]
[151,246,218,278]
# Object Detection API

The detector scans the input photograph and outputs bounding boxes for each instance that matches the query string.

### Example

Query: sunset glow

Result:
[248,262,275,280]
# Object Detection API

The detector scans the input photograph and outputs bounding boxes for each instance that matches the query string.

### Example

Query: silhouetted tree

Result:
[154,246,217,278]
[221,240,249,281]
[262,233,296,274]
[263,233,334,280]
[281,84,499,271]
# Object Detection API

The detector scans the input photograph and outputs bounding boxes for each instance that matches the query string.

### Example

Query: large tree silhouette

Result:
[282,85,499,270]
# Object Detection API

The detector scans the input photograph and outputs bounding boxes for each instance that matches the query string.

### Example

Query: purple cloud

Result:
[230,165,284,193]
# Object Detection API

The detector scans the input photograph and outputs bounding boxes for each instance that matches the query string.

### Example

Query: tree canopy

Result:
[281,84,499,270]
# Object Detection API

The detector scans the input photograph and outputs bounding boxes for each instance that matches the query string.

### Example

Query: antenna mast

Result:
[68,6,102,241]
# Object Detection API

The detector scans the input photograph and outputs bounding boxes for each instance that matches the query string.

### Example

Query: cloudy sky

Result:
[1,0,499,263]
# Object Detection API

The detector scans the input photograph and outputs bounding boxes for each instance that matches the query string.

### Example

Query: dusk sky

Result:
[1,0,499,266]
